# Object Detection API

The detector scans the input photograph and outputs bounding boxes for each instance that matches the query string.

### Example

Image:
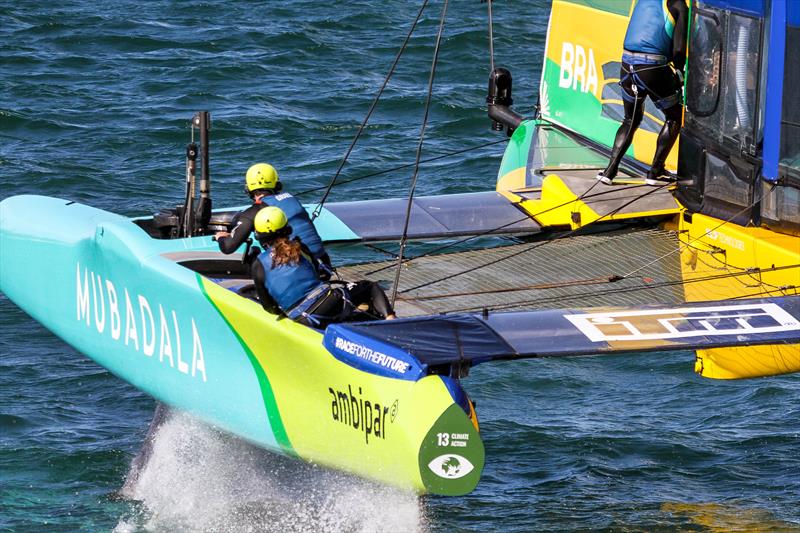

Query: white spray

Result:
[114,408,427,533]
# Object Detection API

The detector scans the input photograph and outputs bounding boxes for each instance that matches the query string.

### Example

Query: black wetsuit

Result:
[217,203,263,254]
[217,196,332,273]
[600,0,688,182]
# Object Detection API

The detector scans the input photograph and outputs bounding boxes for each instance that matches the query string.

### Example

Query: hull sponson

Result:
[0,195,484,495]
[0,195,282,449]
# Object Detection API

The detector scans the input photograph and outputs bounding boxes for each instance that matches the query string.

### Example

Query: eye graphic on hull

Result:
[427,454,474,479]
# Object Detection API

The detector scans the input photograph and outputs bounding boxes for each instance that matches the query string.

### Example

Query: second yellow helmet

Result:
[245,163,279,192]
[254,206,289,234]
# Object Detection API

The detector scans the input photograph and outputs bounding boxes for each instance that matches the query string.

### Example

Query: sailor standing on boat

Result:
[215,163,333,277]
[596,0,688,186]
[251,206,396,327]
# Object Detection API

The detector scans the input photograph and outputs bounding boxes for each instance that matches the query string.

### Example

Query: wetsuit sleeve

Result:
[217,204,258,254]
[669,0,689,72]
[251,259,281,314]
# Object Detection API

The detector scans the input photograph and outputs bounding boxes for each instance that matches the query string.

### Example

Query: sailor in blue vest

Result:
[215,163,333,278]
[597,0,689,186]
[251,206,396,328]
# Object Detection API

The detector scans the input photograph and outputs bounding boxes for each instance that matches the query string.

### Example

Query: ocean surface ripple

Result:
[1,1,798,531]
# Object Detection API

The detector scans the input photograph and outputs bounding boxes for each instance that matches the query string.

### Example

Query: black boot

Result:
[598,96,644,185]
[646,117,681,186]
[598,122,633,184]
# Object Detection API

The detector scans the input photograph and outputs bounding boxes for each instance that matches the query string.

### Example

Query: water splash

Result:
[115,409,426,533]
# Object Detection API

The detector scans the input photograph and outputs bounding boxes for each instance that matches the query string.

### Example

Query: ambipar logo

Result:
[428,454,474,480]
[565,303,800,343]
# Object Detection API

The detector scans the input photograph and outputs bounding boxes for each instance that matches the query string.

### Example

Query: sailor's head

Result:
[254,206,291,243]
[245,163,282,197]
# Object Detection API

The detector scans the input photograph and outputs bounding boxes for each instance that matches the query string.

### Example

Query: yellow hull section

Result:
[199,278,484,494]
[499,172,799,379]
[509,174,679,230]
[675,213,800,379]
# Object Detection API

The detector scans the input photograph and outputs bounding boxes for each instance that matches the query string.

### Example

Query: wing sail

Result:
[316,191,540,242]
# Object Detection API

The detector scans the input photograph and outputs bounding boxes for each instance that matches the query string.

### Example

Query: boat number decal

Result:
[76,262,207,382]
[565,303,800,343]
[328,384,397,444]
[427,454,474,480]
[436,432,469,448]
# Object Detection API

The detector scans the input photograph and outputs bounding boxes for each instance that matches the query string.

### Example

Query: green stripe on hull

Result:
[541,56,639,159]
[497,120,538,182]
[197,273,295,455]
[559,0,632,16]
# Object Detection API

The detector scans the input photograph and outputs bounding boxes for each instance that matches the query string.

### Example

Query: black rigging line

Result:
[293,138,508,198]
[398,176,783,303]
[486,0,495,73]
[689,241,799,293]
[619,183,778,280]
[390,0,450,306]
[445,263,800,313]
[364,180,650,276]
[399,182,671,294]
[727,285,799,299]
[359,116,652,276]
[397,274,616,301]
[310,0,430,221]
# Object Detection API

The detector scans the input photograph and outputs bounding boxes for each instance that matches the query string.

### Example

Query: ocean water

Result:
[1,1,799,531]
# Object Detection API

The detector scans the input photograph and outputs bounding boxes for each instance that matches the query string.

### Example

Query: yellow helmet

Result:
[245,163,279,192]
[254,206,289,234]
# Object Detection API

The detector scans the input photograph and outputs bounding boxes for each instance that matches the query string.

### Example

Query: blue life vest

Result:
[623,0,676,58]
[257,248,324,311]
[258,193,325,261]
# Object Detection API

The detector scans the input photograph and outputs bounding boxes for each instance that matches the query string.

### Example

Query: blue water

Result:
[1,1,799,531]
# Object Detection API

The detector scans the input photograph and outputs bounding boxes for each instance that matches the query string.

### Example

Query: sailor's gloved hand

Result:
[317,253,335,281]
[317,261,334,281]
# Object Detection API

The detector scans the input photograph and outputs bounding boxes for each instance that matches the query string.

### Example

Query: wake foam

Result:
[115,409,426,533]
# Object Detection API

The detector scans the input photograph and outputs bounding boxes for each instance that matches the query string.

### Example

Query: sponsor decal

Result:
[559,42,599,96]
[333,336,410,374]
[565,303,800,343]
[704,228,746,251]
[76,262,207,381]
[328,384,397,444]
[427,454,474,480]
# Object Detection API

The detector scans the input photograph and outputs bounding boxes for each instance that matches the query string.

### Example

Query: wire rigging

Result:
[390,0,450,306]
[486,0,495,73]
[401,184,796,311]
[444,262,800,313]
[310,0,430,221]
[399,182,671,294]
[620,183,778,280]
[293,138,508,198]
[364,181,653,276]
